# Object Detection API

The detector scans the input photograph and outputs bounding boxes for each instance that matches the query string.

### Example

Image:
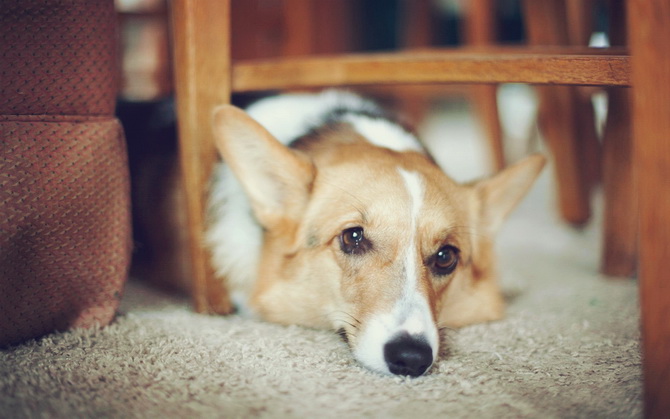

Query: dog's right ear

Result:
[471,154,546,235]
[212,105,315,227]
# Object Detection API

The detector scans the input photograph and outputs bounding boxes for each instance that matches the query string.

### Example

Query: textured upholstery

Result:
[0,0,118,116]
[0,0,131,346]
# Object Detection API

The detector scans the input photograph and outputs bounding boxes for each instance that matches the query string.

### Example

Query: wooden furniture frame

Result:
[524,0,601,227]
[170,1,669,416]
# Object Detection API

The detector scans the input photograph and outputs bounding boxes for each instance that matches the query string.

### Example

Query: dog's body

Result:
[207,90,545,377]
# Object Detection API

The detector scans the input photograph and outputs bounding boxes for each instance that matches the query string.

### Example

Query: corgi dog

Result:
[207,90,545,377]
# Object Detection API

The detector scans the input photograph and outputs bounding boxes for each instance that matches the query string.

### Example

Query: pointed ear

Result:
[212,104,315,227]
[472,154,546,234]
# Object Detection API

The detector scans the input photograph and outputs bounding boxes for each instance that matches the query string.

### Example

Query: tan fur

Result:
[212,104,545,347]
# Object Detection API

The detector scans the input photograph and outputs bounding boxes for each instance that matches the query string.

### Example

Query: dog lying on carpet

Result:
[206,90,545,377]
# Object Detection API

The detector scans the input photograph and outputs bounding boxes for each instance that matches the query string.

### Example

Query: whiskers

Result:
[437,323,456,358]
[326,310,361,345]
[328,310,361,330]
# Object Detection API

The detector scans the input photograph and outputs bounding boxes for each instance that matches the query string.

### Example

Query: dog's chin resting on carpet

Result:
[206,90,545,377]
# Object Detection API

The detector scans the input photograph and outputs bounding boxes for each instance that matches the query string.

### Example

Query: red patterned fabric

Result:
[0,0,118,116]
[0,0,131,346]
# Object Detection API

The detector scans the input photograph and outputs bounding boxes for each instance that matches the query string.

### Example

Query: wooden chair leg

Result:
[532,85,591,224]
[599,0,636,278]
[601,88,637,277]
[171,0,233,314]
[524,0,593,225]
[575,90,602,191]
[566,0,602,193]
[628,0,670,417]
[467,0,505,171]
[472,84,505,170]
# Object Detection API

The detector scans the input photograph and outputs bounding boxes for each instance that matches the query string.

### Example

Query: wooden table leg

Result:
[171,0,233,314]
[628,0,670,417]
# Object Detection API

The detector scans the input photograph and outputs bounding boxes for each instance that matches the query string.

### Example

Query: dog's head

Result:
[212,105,545,377]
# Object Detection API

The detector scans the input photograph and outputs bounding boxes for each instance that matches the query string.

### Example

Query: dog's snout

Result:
[383,334,433,377]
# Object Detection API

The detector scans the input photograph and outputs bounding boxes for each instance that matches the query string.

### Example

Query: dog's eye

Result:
[340,227,371,255]
[432,245,459,276]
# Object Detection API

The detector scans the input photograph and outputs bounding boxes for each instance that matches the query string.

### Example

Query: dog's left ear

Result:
[472,154,546,235]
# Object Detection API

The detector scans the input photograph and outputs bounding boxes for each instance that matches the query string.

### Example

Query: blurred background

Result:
[114,0,626,293]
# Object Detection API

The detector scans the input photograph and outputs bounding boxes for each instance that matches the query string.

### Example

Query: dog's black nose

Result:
[383,334,433,377]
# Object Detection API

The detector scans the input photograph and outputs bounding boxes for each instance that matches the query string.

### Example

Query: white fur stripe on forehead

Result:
[399,169,424,223]
[398,168,424,306]
[396,169,438,354]
[344,114,424,153]
[398,169,432,326]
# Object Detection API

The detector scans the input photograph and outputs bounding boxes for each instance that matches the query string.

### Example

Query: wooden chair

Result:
[523,0,637,280]
[169,1,669,416]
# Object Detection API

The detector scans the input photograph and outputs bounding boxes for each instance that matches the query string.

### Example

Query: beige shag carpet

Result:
[1,94,642,418]
[0,174,642,419]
